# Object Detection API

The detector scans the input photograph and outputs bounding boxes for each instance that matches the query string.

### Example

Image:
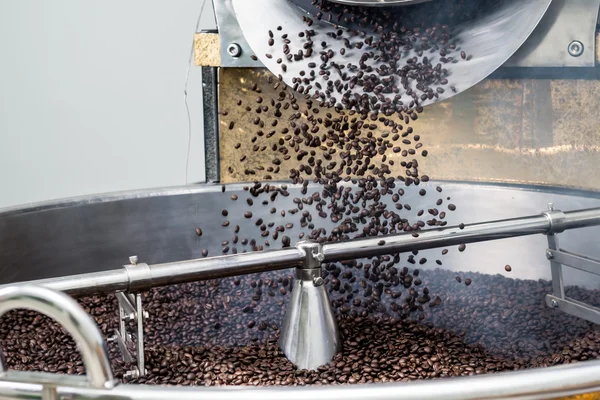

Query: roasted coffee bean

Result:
[505,264,512,272]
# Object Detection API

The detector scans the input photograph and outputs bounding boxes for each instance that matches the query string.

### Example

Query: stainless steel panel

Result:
[505,0,600,67]
[213,0,263,67]
[2,182,600,289]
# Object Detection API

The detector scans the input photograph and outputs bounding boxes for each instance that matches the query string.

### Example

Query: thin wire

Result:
[184,0,208,185]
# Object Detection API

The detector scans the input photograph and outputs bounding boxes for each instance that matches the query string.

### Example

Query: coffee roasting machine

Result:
[3,0,600,399]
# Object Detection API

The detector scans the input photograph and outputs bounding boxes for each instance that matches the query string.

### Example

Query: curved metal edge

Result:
[232,0,553,107]
[0,286,116,390]
[445,0,554,99]
[3,179,600,220]
[0,359,594,400]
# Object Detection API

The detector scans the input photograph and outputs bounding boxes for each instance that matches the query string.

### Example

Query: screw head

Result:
[551,299,559,308]
[313,276,324,287]
[568,40,584,57]
[227,43,242,58]
[546,250,554,259]
[129,255,138,265]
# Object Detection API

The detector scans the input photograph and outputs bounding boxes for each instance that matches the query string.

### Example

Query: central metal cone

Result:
[278,269,341,370]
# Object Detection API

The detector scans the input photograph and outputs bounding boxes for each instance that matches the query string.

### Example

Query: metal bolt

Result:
[143,311,149,319]
[227,43,242,58]
[107,335,117,343]
[568,40,584,57]
[129,255,138,265]
[546,250,554,259]
[122,312,136,322]
[124,368,140,379]
[548,202,554,211]
[313,276,324,287]
[551,299,559,308]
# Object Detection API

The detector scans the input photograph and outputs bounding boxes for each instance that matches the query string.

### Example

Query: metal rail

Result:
[8,207,600,297]
[0,286,116,391]
[2,358,600,400]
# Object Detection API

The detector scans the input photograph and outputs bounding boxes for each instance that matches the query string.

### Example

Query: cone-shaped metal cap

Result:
[278,241,341,370]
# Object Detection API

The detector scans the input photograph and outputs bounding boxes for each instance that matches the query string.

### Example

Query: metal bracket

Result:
[112,256,148,378]
[506,0,600,67]
[213,0,263,67]
[544,204,600,324]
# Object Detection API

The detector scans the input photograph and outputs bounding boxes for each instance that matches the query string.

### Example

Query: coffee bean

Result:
[505,265,512,272]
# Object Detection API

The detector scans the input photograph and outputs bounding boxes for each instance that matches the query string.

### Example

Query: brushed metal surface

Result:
[213,0,263,68]
[2,182,600,290]
[505,0,600,67]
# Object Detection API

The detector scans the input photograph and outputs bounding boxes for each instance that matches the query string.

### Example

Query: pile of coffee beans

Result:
[1,269,600,387]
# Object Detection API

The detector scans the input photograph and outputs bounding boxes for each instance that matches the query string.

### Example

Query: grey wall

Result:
[0,0,216,208]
